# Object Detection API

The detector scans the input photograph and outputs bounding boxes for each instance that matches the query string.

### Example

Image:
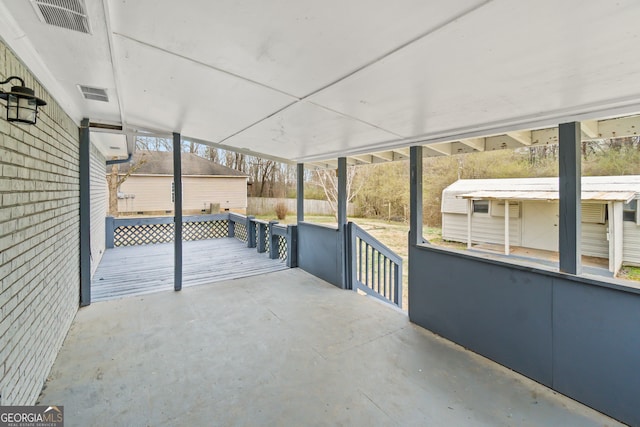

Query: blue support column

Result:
[559,122,582,275]
[409,146,423,246]
[79,118,91,306]
[105,216,115,249]
[173,132,183,291]
[337,157,347,231]
[297,163,304,223]
[337,157,349,288]
[247,216,256,248]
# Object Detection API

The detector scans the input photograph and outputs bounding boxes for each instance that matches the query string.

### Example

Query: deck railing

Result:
[106,213,298,267]
[347,222,403,308]
[270,223,298,267]
[228,214,298,267]
[106,214,297,267]
[106,214,229,248]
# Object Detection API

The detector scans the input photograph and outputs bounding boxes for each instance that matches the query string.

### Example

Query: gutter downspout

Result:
[106,152,133,165]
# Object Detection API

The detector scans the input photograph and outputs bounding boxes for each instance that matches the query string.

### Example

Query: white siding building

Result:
[441,176,640,275]
[114,151,248,215]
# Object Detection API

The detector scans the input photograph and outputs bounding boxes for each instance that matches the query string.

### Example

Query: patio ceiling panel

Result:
[1,0,640,164]
[308,0,640,150]
[219,102,400,162]
[112,35,297,143]
[108,0,485,99]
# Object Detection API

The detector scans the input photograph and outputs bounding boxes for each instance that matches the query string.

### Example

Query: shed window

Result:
[473,200,489,214]
[623,199,637,222]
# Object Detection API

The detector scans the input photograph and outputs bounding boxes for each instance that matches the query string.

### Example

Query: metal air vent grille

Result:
[78,85,109,102]
[32,0,91,34]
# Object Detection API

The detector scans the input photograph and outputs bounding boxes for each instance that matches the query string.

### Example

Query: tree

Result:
[355,162,408,220]
[106,153,148,216]
[314,166,361,220]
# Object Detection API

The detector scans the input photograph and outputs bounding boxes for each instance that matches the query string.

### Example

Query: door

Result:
[521,201,559,251]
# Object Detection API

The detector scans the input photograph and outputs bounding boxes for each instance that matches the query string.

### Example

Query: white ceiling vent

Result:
[78,85,109,102]
[31,0,91,34]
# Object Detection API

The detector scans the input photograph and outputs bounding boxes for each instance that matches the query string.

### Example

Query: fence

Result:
[247,197,356,216]
[106,214,297,267]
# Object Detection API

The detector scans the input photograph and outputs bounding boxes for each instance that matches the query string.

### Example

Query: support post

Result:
[257,222,267,253]
[467,199,472,249]
[297,163,304,223]
[409,146,423,246]
[608,202,624,275]
[504,200,510,255]
[173,132,183,291]
[79,118,91,306]
[105,216,115,249]
[337,157,347,231]
[287,225,298,268]
[336,157,350,289]
[228,218,235,238]
[268,220,279,259]
[247,216,256,248]
[559,122,581,275]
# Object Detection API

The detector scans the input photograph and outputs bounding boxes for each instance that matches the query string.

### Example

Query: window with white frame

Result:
[472,200,489,214]
[623,199,638,223]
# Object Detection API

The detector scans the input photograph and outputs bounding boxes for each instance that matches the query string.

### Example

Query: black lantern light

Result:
[0,76,46,125]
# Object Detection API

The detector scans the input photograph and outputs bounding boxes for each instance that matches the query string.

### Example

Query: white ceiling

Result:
[2,0,640,163]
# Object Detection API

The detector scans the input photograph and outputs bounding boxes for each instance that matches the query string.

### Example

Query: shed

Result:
[113,151,248,215]
[441,176,640,275]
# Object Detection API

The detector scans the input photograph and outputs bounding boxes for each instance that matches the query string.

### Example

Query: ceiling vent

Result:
[31,0,91,34]
[78,85,109,102]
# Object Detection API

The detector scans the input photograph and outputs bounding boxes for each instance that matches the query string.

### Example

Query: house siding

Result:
[442,213,522,246]
[442,198,609,258]
[182,176,247,212]
[582,223,608,258]
[0,40,80,405]
[117,175,247,214]
[623,222,640,265]
[89,142,107,277]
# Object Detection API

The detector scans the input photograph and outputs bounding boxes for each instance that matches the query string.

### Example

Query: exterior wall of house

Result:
[442,193,609,258]
[623,222,640,265]
[117,175,247,214]
[182,176,247,213]
[0,40,80,405]
[442,213,522,246]
[89,143,107,277]
[442,200,522,246]
[582,223,608,258]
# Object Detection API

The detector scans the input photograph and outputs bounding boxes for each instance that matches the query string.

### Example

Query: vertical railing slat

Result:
[365,243,369,286]
[383,256,387,298]
[358,237,363,283]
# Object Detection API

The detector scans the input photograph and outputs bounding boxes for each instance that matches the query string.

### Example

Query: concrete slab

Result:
[39,269,624,426]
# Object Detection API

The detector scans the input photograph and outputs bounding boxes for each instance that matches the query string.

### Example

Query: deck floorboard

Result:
[92,238,287,302]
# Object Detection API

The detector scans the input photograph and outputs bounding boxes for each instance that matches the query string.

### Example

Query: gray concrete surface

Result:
[39,269,624,426]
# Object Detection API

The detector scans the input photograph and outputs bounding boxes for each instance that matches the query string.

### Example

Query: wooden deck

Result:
[91,238,288,302]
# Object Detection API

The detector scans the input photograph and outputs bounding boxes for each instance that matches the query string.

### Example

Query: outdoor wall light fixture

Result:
[0,76,46,125]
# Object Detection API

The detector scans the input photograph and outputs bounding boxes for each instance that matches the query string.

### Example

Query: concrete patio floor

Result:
[39,269,623,426]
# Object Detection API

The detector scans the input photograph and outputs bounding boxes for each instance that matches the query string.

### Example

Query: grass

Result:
[618,266,640,282]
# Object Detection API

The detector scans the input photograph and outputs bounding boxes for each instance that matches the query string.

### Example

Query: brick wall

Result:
[0,39,80,404]
[90,143,106,277]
